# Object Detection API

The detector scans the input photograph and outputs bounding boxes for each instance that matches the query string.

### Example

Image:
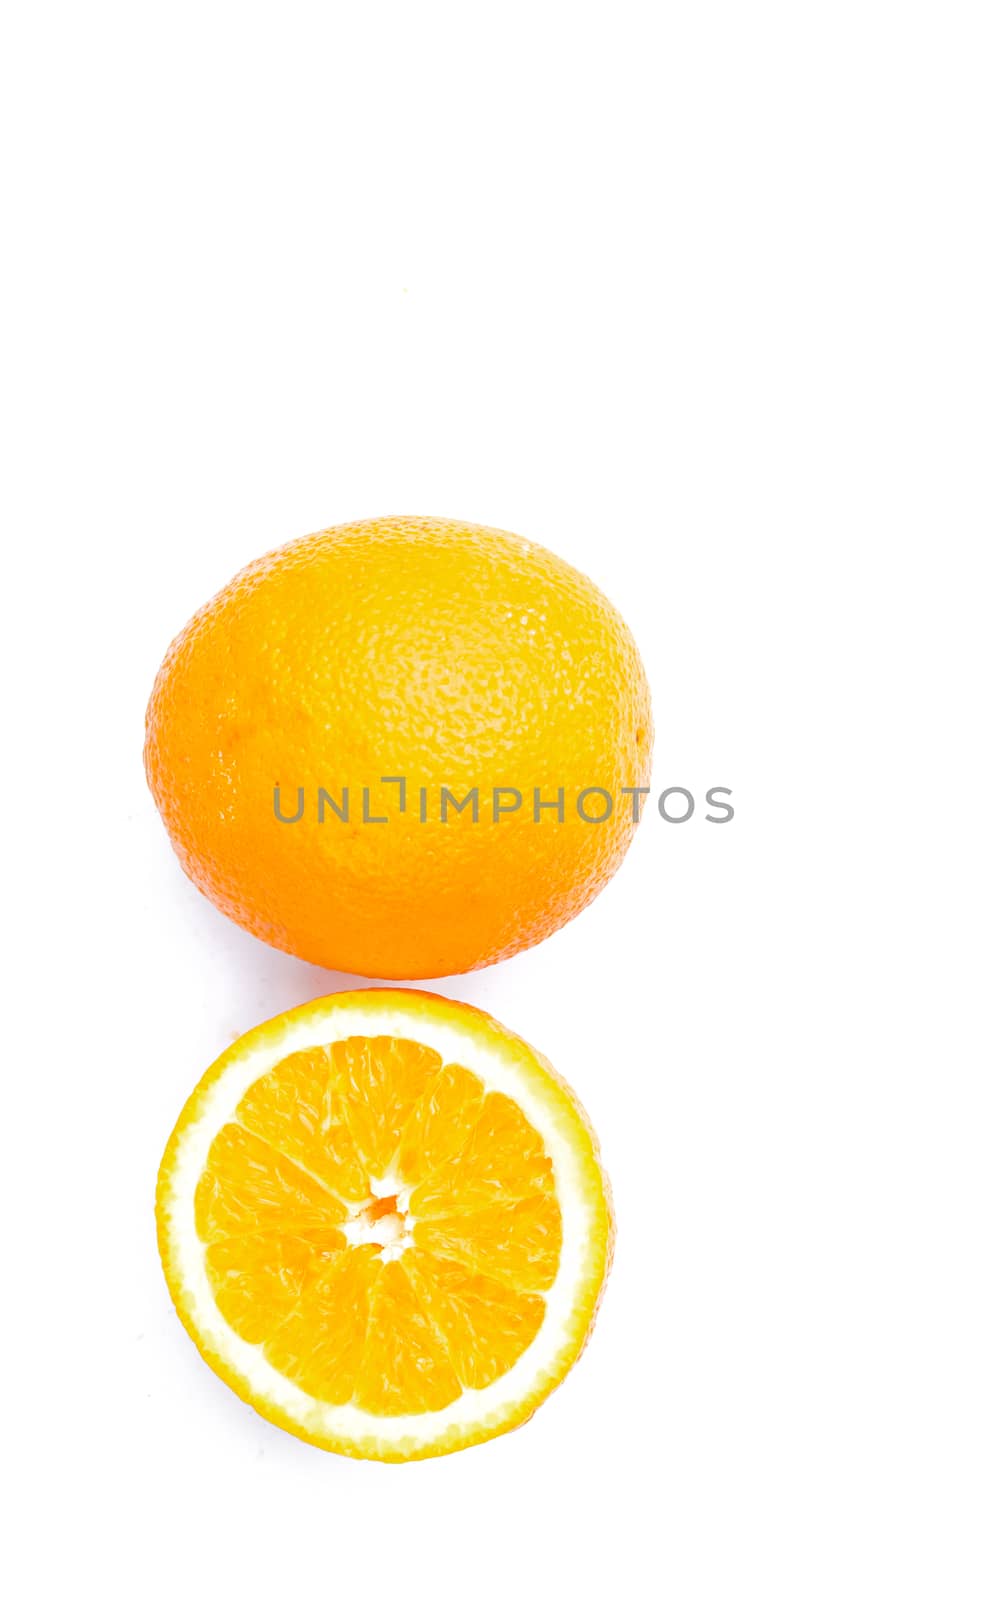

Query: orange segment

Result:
[394,1062,485,1189]
[194,1123,347,1241]
[204,1229,345,1345]
[413,1194,563,1292]
[331,1035,443,1177]
[354,1260,462,1416]
[408,1091,555,1217]
[403,1251,546,1389]
[263,1247,382,1405]
[236,1046,370,1202]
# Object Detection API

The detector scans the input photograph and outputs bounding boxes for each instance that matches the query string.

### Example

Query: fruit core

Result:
[344,1185,414,1259]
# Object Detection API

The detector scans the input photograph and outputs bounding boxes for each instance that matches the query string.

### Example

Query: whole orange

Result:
[144,516,652,977]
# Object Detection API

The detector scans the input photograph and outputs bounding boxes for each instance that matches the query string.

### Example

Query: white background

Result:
[3,4,998,1596]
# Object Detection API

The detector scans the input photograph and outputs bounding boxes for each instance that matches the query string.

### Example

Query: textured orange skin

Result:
[144,517,653,977]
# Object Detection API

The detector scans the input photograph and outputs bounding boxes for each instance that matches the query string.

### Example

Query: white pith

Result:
[160,995,602,1452]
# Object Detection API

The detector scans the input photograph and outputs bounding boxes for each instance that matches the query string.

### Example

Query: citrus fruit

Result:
[157,988,613,1461]
[144,515,652,977]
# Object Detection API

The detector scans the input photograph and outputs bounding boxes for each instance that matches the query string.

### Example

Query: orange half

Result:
[156,989,613,1461]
